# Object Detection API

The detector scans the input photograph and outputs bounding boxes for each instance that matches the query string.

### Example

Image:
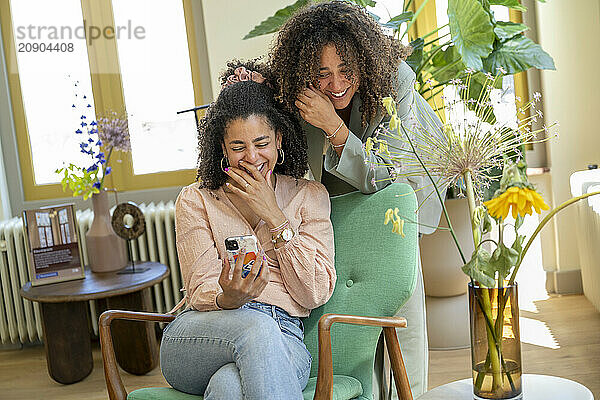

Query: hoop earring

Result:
[277,148,285,165]
[221,156,229,172]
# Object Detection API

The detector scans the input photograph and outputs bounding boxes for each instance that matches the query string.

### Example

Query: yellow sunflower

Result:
[484,186,549,220]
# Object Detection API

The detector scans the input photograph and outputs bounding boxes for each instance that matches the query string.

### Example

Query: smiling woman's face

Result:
[222,114,282,179]
[316,43,360,110]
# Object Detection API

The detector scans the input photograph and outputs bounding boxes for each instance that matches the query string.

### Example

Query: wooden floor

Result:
[1,294,598,399]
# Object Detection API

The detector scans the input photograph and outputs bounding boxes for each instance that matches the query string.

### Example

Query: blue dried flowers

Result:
[55,83,131,200]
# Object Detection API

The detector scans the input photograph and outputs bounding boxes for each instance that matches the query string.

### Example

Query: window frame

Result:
[407,0,531,119]
[0,0,202,202]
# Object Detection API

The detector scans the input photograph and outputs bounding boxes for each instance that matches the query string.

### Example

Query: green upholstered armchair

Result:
[100,183,419,400]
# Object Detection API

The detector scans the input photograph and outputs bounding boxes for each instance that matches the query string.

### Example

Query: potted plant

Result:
[379,72,599,399]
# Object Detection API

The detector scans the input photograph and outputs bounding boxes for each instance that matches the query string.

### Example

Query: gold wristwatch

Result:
[271,226,294,245]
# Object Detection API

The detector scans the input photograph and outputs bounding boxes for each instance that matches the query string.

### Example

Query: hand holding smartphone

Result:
[224,235,262,278]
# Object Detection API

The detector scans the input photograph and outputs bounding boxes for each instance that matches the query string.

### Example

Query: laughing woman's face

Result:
[222,114,282,179]
[315,43,360,110]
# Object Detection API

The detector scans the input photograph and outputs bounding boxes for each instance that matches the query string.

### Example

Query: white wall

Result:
[199,0,292,100]
[536,0,600,271]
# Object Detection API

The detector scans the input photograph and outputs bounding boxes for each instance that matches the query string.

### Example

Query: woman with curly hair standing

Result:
[269,1,443,206]
[161,62,336,399]
[269,2,443,398]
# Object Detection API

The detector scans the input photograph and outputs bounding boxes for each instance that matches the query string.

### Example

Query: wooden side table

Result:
[417,374,594,400]
[20,262,169,384]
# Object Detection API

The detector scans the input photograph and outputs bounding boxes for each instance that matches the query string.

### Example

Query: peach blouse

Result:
[174,175,336,317]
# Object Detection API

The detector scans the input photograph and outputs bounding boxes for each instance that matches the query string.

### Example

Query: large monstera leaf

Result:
[447,0,495,71]
[482,35,556,74]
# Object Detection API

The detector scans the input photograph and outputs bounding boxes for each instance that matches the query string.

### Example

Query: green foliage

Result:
[381,11,414,30]
[447,0,495,71]
[55,164,100,201]
[462,247,496,287]
[346,0,376,6]
[244,0,555,86]
[489,242,519,279]
[243,0,375,40]
[488,0,527,11]
[482,35,556,74]
[493,21,528,40]
[243,0,310,40]
[405,38,424,74]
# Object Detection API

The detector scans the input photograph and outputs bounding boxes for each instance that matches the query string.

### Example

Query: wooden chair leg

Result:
[381,333,393,400]
[383,327,414,400]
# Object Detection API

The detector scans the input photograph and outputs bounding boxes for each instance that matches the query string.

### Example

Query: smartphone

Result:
[224,235,260,278]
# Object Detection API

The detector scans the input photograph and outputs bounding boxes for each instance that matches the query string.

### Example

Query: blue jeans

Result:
[160,302,312,399]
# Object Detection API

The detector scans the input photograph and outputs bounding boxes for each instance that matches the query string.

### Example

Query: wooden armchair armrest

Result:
[99,310,176,400]
[313,314,413,400]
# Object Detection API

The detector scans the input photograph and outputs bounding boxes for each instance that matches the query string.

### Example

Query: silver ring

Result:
[244,183,250,188]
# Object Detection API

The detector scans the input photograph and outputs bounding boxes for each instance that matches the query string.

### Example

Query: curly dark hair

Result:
[196,62,308,189]
[268,1,412,127]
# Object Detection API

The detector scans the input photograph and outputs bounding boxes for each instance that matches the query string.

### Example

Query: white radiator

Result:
[0,201,182,345]
[571,170,600,313]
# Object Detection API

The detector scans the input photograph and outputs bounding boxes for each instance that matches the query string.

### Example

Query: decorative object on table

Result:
[378,70,600,400]
[55,83,132,272]
[111,201,148,274]
[22,204,84,286]
[86,189,128,273]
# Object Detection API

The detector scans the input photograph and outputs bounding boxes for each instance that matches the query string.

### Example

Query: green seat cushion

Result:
[128,375,362,400]
[129,387,202,400]
[302,375,363,400]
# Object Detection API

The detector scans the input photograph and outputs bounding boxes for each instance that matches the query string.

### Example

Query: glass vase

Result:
[468,282,522,400]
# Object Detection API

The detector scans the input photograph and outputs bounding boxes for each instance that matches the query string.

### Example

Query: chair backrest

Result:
[302,183,419,398]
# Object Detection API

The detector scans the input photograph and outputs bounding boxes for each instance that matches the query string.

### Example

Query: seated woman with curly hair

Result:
[160,62,336,400]
[269,1,444,210]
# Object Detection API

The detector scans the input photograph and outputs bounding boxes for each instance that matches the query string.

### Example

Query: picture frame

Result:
[22,204,85,286]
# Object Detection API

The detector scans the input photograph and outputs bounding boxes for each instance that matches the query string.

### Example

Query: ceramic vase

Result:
[86,189,128,273]
[469,282,522,400]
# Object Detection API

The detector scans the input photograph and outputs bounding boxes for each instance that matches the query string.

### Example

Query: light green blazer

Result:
[303,61,445,234]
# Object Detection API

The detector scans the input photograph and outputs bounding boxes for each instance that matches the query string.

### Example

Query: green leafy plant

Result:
[378,72,599,397]
[244,0,554,103]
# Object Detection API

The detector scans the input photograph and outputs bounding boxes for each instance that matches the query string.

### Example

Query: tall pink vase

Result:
[86,189,128,273]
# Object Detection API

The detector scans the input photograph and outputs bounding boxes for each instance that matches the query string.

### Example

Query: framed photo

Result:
[22,204,85,286]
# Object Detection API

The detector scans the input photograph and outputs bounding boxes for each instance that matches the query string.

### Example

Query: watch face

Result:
[281,227,293,241]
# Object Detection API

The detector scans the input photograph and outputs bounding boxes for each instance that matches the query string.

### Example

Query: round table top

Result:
[417,374,594,400]
[20,262,169,303]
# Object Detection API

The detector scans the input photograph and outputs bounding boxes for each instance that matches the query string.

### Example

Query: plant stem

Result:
[464,171,509,391]
[463,171,480,246]
[508,190,600,285]
[480,288,503,390]
[401,0,431,41]
[99,146,114,189]
[415,44,445,78]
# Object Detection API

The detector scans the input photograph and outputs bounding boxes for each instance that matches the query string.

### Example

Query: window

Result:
[0,0,202,201]
[112,0,198,175]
